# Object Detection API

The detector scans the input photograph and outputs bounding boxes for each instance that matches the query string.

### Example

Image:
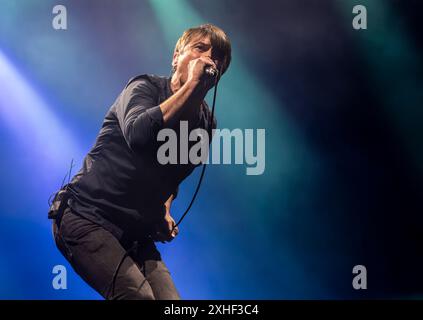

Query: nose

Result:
[203,47,213,58]
[203,49,220,68]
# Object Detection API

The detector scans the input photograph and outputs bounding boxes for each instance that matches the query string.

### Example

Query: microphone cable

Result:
[173,65,221,230]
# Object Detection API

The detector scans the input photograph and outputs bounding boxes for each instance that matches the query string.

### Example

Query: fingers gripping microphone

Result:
[205,66,217,77]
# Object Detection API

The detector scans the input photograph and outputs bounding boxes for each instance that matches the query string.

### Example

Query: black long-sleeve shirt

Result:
[64,74,216,240]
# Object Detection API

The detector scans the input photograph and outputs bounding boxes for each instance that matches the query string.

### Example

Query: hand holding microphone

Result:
[205,66,217,77]
[187,56,218,84]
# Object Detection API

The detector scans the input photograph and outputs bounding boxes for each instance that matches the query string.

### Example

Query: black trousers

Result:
[52,206,181,300]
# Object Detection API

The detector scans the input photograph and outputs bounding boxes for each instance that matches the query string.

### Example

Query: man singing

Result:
[48,24,231,300]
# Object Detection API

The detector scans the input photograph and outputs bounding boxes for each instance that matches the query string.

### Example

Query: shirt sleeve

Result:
[114,78,164,152]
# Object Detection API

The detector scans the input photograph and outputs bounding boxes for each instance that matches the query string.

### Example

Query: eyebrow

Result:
[192,41,211,47]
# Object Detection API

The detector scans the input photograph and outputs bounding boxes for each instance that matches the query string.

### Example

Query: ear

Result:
[172,50,179,71]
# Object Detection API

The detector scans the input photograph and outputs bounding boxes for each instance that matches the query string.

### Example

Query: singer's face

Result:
[173,35,222,84]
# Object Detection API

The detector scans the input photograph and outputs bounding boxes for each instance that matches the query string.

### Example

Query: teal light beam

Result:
[148,0,316,213]
[336,0,423,175]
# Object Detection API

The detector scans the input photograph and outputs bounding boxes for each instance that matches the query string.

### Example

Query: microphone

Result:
[205,66,217,77]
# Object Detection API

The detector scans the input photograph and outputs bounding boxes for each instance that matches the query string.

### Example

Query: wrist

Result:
[184,78,200,91]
